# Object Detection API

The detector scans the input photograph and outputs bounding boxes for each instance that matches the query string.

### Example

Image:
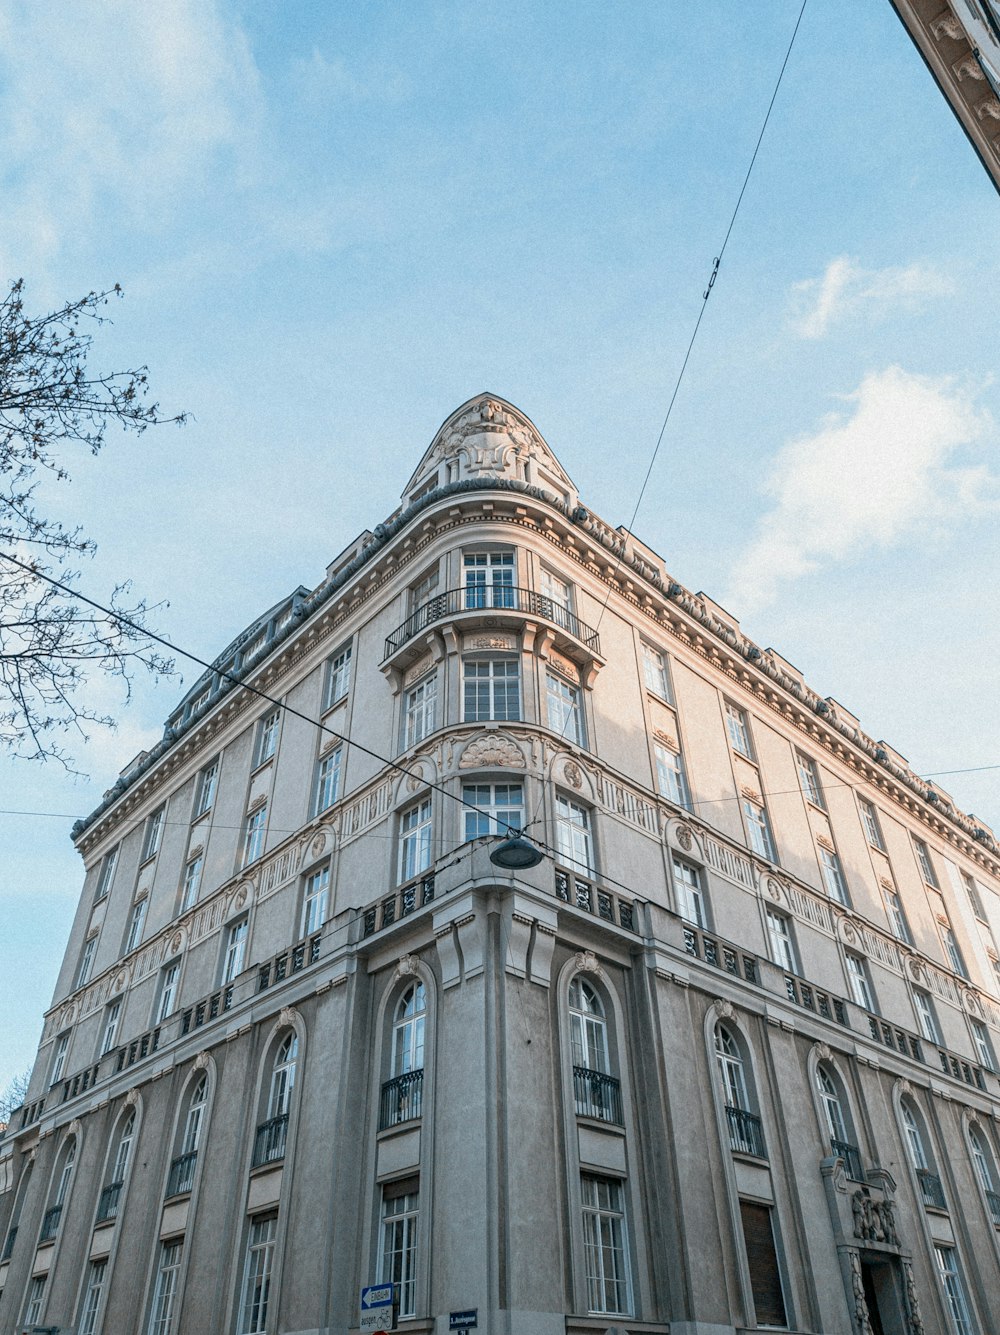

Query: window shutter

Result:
[739,1200,787,1328]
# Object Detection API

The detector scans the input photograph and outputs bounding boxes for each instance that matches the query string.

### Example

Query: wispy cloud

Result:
[726,367,996,614]
[0,1,263,272]
[790,256,951,339]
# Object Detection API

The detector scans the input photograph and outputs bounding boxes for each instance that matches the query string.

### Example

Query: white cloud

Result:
[0,1,263,272]
[726,367,996,613]
[791,256,952,339]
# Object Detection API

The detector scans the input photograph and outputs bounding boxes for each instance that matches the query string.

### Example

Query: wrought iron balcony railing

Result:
[166,1150,198,1198]
[96,1181,123,1223]
[831,1138,865,1182]
[555,867,636,934]
[573,1066,623,1125]
[379,1070,424,1129]
[258,932,322,991]
[785,975,848,1026]
[363,874,436,938]
[252,1113,289,1168]
[39,1204,62,1242]
[986,1188,1000,1226]
[917,1167,947,1210]
[384,586,601,659]
[725,1105,767,1159]
[684,923,760,985]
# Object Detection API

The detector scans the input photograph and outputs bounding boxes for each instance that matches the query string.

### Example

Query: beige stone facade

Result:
[2,394,1000,1334]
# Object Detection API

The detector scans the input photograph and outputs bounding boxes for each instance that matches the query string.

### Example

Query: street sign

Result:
[449,1311,478,1330]
[359,1283,395,1332]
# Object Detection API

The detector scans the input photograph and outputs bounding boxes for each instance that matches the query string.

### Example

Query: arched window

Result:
[168,1076,208,1198]
[41,1138,75,1241]
[715,1024,766,1158]
[381,983,426,1128]
[569,977,621,1125]
[969,1124,1000,1226]
[98,1111,135,1221]
[816,1065,863,1181]
[253,1034,298,1168]
[901,1098,946,1210]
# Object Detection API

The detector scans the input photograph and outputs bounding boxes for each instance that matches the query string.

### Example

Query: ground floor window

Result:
[581,1174,631,1316]
[238,1215,278,1335]
[80,1258,107,1335]
[148,1240,183,1335]
[379,1176,419,1318]
[739,1200,787,1328]
[24,1274,47,1326]
[934,1245,973,1335]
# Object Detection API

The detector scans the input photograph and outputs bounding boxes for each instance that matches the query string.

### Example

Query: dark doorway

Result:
[861,1257,907,1335]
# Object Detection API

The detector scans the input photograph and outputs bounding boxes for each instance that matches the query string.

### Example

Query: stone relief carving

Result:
[715,998,735,1021]
[194,1051,210,1070]
[465,634,517,652]
[124,1088,139,1107]
[851,1191,899,1246]
[978,97,1000,121]
[954,55,984,81]
[278,1006,299,1028]
[69,1118,83,1137]
[766,875,788,902]
[675,824,694,852]
[930,12,962,42]
[902,1258,925,1335]
[813,1041,833,1063]
[848,1248,875,1335]
[403,652,434,686]
[564,760,583,790]
[459,735,525,770]
[574,949,603,978]
[395,953,421,979]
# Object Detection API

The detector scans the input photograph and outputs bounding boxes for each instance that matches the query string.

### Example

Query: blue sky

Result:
[1,0,998,1086]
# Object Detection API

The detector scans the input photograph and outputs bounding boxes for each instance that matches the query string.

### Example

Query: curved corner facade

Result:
[2,395,1000,1335]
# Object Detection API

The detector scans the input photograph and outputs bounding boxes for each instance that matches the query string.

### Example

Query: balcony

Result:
[555,867,637,934]
[917,1167,947,1210]
[115,1025,161,1073]
[363,874,436,938]
[986,1188,1000,1226]
[379,1070,424,1129]
[785,975,848,1026]
[1,1226,16,1261]
[683,923,760,986]
[831,1138,865,1182]
[725,1105,767,1159]
[39,1204,62,1242]
[96,1181,123,1223]
[866,1013,923,1062]
[573,1066,623,1125]
[383,585,601,661]
[258,932,322,991]
[252,1113,289,1168]
[180,985,233,1036]
[165,1150,198,1198]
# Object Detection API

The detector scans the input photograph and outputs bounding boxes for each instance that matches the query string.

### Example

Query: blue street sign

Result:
[449,1311,478,1330]
[360,1284,395,1332]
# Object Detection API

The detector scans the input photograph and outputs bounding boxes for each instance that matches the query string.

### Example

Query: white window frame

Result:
[654,743,689,808]
[100,999,122,1056]
[79,1258,107,1335]
[934,1244,974,1335]
[392,983,426,1076]
[672,857,707,928]
[147,1238,183,1335]
[913,836,940,888]
[970,1019,996,1072]
[816,1065,849,1145]
[845,953,875,1012]
[725,702,753,759]
[715,1024,751,1112]
[546,670,585,746]
[181,854,203,912]
[313,749,342,816]
[379,1180,419,1318]
[222,919,248,984]
[580,1174,632,1316]
[914,990,942,1046]
[302,866,330,936]
[323,642,353,710]
[94,846,118,901]
[77,933,98,989]
[743,799,776,861]
[254,709,280,767]
[237,1214,278,1335]
[125,896,148,952]
[463,550,515,609]
[193,758,219,819]
[796,752,824,807]
[885,886,911,943]
[51,1032,70,1084]
[941,924,967,978]
[158,961,181,1022]
[462,783,523,842]
[141,807,165,862]
[24,1275,47,1327]
[859,798,886,850]
[641,641,671,700]
[403,672,437,749]
[268,1034,298,1120]
[242,805,267,867]
[962,870,987,921]
[409,565,439,612]
[569,976,609,1074]
[555,795,594,873]
[766,909,798,973]
[399,798,433,883]
[540,566,573,615]
[462,656,520,723]
[818,847,848,903]
[112,1111,135,1184]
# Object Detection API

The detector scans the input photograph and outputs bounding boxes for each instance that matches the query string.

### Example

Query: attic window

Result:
[410,474,439,503]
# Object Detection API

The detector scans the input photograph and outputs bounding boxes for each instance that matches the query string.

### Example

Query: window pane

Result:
[581,1175,631,1315]
[238,1216,277,1335]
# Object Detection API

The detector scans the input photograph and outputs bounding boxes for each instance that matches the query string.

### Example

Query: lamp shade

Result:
[489,835,544,870]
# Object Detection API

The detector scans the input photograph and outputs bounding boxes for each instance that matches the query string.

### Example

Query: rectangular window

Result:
[403,673,437,749]
[654,743,690,808]
[313,749,342,815]
[463,783,524,842]
[859,798,886,851]
[323,643,353,710]
[51,1033,70,1084]
[464,550,515,609]
[971,1019,996,1072]
[546,671,585,746]
[743,799,776,861]
[158,962,181,1022]
[181,854,203,912]
[641,642,671,700]
[302,866,330,936]
[796,752,824,807]
[237,1215,277,1335]
[672,857,707,927]
[739,1200,787,1328]
[913,837,940,888]
[845,954,875,1012]
[254,709,280,767]
[961,870,987,921]
[379,1178,419,1319]
[914,990,942,1045]
[885,887,911,943]
[193,758,219,818]
[242,805,267,867]
[125,897,148,952]
[818,848,848,904]
[933,1245,973,1335]
[148,1238,183,1335]
[463,657,520,722]
[581,1175,631,1316]
[555,795,594,873]
[766,910,798,973]
[24,1275,46,1326]
[942,925,968,978]
[540,567,572,614]
[80,1259,107,1335]
[400,799,433,882]
[77,934,98,989]
[100,1000,122,1056]
[94,847,118,902]
[409,566,439,612]
[725,703,753,758]
[222,920,248,984]
[141,807,165,862]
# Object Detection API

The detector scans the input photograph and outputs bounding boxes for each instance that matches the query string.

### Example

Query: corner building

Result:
[3,395,1000,1335]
